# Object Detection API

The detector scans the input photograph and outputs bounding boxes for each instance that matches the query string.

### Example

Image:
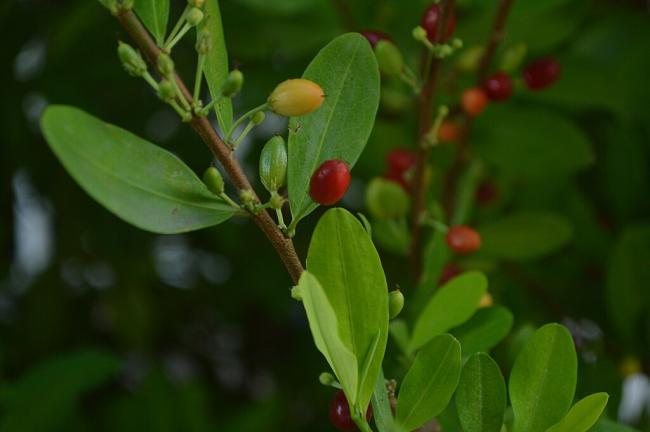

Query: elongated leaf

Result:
[510,323,577,432]
[288,33,380,222]
[295,272,358,401]
[134,0,170,45]
[307,208,388,409]
[452,306,514,356]
[592,418,640,432]
[409,271,487,352]
[478,212,573,261]
[41,105,235,234]
[200,0,233,132]
[546,393,609,432]
[396,334,461,431]
[456,353,507,432]
[371,370,396,432]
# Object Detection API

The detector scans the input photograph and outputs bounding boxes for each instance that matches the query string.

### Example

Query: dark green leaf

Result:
[452,306,514,356]
[288,33,380,222]
[41,106,235,234]
[546,393,609,432]
[456,353,506,432]
[133,0,170,45]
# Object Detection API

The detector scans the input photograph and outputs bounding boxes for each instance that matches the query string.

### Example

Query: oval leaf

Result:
[409,271,487,352]
[288,33,380,222]
[452,306,514,356]
[307,208,388,409]
[456,353,507,432]
[133,0,170,46]
[509,323,577,432]
[546,393,609,432]
[41,105,235,234]
[396,334,461,431]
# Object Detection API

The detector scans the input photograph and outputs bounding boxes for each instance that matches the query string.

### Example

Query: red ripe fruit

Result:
[361,30,391,49]
[329,390,372,431]
[309,160,351,205]
[482,71,513,101]
[440,263,462,285]
[522,57,561,90]
[438,120,462,143]
[387,148,417,176]
[461,87,488,116]
[421,3,457,42]
[446,225,481,254]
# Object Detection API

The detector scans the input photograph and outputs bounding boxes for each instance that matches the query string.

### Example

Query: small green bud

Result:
[157,53,175,77]
[117,42,147,77]
[319,372,341,388]
[412,26,428,42]
[365,177,410,220]
[251,111,266,126]
[203,167,225,195]
[270,192,284,210]
[186,7,204,26]
[259,136,288,193]
[375,40,404,77]
[221,70,244,98]
[389,290,405,319]
[158,79,176,102]
[450,38,463,50]
[239,189,255,204]
[500,43,527,73]
[196,30,212,54]
[456,46,485,72]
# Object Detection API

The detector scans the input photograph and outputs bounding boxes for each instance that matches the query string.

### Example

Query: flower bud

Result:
[117,42,147,77]
[268,79,325,117]
[203,167,224,195]
[239,189,255,205]
[157,79,176,102]
[375,40,404,77]
[389,290,405,319]
[319,372,340,388]
[365,177,410,220]
[259,136,288,193]
[270,192,284,210]
[157,53,175,77]
[221,70,244,98]
[186,7,204,26]
[196,30,212,55]
[412,26,428,42]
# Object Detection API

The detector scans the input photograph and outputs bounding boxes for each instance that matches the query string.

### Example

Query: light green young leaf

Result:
[307,208,388,409]
[41,106,235,234]
[371,369,396,432]
[510,323,577,432]
[295,271,359,402]
[288,33,380,223]
[545,393,609,432]
[200,0,234,132]
[133,0,170,46]
[456,353,507,432]
[396,334,461,431]
[452,306,514,356]
[409,271,487,352]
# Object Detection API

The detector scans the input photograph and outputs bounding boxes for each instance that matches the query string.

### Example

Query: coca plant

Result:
[38,0,629,431]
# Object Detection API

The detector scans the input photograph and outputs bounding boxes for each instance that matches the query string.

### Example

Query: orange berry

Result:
[461,87,488,116]
[438,120,462,143]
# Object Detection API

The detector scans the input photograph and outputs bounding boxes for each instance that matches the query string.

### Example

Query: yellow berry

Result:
[268,79,325,117]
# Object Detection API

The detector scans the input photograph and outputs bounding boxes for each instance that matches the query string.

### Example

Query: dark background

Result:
[1,0,649,430]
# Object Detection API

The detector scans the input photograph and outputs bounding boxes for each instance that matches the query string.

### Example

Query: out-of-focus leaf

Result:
[133,0,170,46]
[372,219,410,256]
[546,393,609,432]
[452,306,514,356]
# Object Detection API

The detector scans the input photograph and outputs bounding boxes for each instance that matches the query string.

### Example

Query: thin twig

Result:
[476,0,515,82]
[116,8,304,284]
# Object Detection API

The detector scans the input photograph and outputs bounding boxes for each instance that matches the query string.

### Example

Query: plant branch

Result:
[115,8,304,284]
[476,0,515,82]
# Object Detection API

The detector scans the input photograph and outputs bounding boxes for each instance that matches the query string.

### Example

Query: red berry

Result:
[482,71,513,101]
[438,120,462,143]
[421,3,457,42]
[309,160,351,205]
[386,148,417,175]
[476,181,498,205]
[461,87,488,116]
[446,225,481,254]
[522,57,561,90]
[361,30,391,49]
[329,391,372,431]
[440,263,462,285]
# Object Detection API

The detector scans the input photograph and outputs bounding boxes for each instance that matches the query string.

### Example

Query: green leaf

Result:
[0,349,120,432]
[473,105,594,179]
[456,353,507,432]
[546,393,609,432]
[409,271,487,352]
[509,323,577,432]
[294,271,359,402]
[372,219,410,256]
[478,212,573,261]
[396,334,462,431]
[133,0,170,46]
[592,418,640,432]
[200,0,234,132]
[371,370,396,432]
[288,33,380,222]
[389,320,410,356]
[307,208,389,409]
[41,105,235,234]
[452,306,514,356]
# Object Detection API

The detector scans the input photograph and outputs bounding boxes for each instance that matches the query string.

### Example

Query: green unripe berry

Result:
[365,177,410,219]
[389,290,405,319]
[456,46,484,72]
[117,42,147,77]
[158,79,176,102]
[375,41,404,77]
[412,26,428,43]
[221,70,244,97]
[186,7,204,26]
[203,167,225,195]
[157,53,175,77]
[259,136,288,193]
